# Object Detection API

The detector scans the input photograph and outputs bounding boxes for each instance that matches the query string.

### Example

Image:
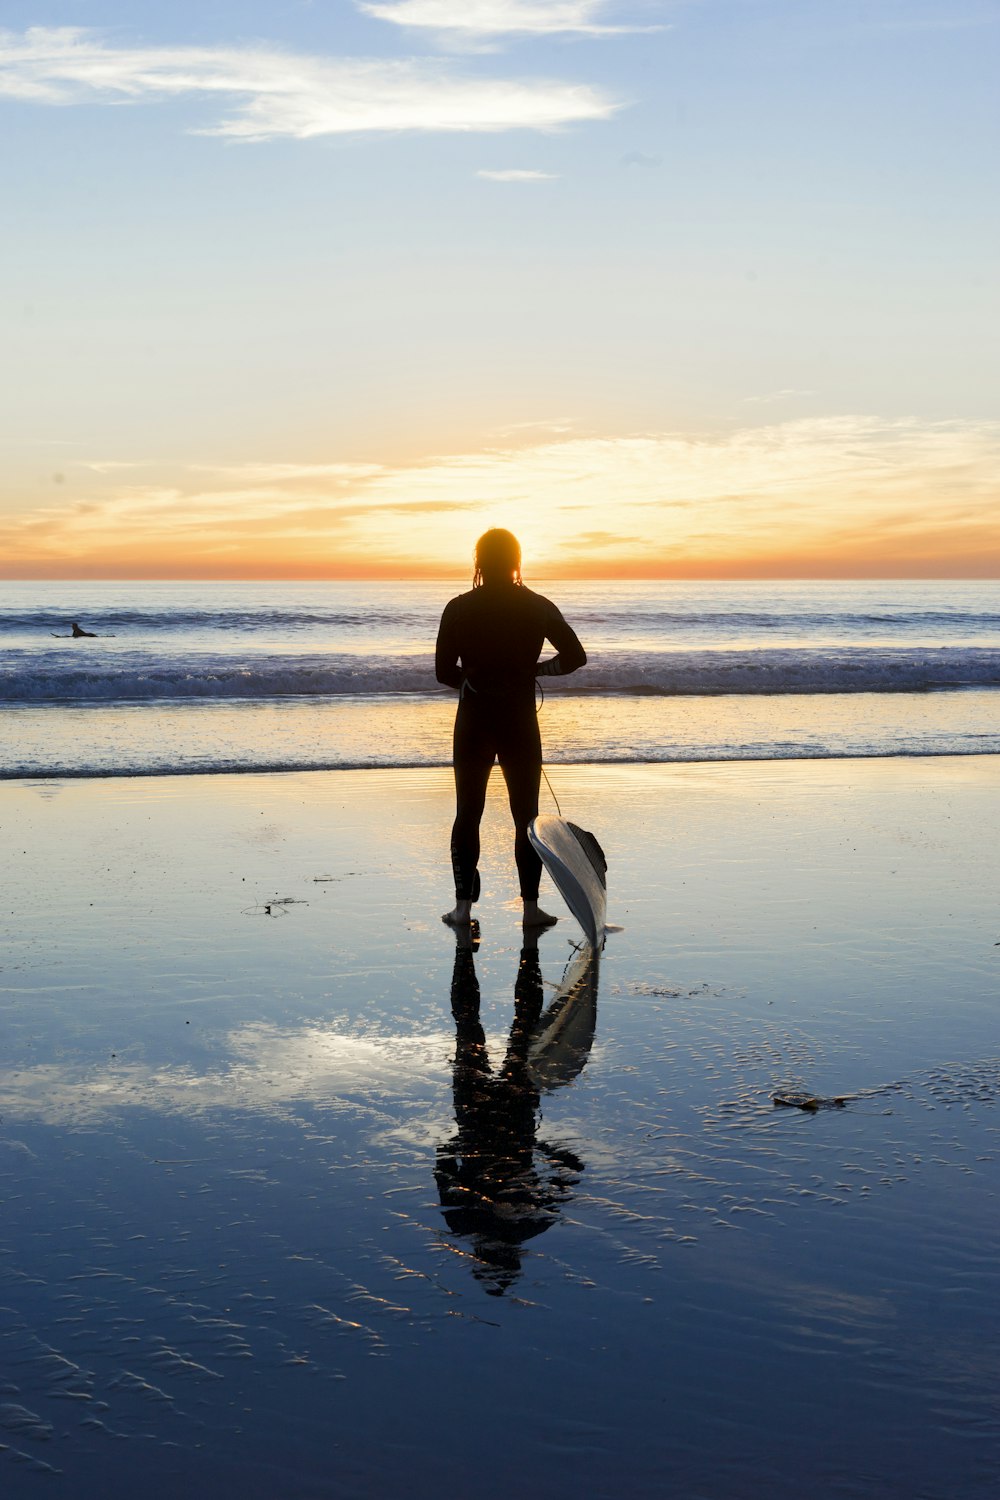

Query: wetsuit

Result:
[435,583,586,901]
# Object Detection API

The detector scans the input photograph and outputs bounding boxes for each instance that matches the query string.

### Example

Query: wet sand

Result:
[2,759,999,1498]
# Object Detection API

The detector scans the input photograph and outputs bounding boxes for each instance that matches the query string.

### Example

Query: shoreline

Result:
[5,745,1000,783]
[7,688,1000,781]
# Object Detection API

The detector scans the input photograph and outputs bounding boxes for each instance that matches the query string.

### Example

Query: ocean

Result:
[3,577,1000,778]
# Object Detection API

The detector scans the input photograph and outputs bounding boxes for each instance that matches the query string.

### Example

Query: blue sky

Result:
[2,1,998,576]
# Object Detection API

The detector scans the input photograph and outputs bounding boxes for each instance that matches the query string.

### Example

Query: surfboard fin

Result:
[565,823,607,887]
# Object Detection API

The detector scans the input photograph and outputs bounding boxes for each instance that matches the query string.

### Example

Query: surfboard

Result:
[528,815,607,947]
[527,943,599,1093]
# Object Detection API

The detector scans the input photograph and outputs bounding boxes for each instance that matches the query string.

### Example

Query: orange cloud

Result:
[1,416,998,579]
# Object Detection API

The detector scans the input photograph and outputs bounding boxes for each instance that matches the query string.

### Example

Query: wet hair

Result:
[473,528,522,588]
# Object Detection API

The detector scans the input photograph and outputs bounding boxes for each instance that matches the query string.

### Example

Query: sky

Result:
[1,0,998,579]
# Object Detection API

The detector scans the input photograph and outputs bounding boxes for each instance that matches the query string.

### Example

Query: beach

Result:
[3,757,998,1498]
[5,0,998,1486]
[6,1,999,1491]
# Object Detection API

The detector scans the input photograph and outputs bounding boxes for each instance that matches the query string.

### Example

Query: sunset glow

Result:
[3,417,999,580]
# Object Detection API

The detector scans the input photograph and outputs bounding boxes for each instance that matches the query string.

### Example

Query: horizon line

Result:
[3,572,1000,584]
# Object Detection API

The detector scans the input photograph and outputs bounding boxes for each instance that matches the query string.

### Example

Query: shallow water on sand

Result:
[1,761,998,1498]
[5,689,1000,778]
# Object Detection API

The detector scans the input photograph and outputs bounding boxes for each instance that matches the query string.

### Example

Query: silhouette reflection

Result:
[436,931,598,1296]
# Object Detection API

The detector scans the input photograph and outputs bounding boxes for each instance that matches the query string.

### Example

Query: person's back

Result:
[436,581,585,701]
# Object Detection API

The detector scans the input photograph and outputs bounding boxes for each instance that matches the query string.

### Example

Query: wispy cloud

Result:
[620,149,661,168]
[741,389,816,406]
[191,461,387,483]
[857,7,999,35]
[491,416,577,435]
[477,167,557,179]
[359,1,663,40]
[81,459,156,474]
[0,27,619,139]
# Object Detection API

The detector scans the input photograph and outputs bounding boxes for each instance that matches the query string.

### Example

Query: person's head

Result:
[473,529,522,588]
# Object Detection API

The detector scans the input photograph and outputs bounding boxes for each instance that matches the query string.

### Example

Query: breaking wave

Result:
[3,646,1000,705]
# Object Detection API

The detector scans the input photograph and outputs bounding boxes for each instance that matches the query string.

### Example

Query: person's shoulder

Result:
[521,586,562,618]
[441,589,473,613]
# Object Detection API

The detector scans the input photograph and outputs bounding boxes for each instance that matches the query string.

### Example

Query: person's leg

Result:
[506,936,545,1065]
[498,708,557,927]
[444,702,494,925]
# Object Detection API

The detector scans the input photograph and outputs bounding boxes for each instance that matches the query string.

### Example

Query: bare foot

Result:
[442,899,473,926]
[522,900,558,928]
[443,870,480,927]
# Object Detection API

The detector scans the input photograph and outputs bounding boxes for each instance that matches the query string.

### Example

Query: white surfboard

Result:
[527,943,599,1093]
[528,815,607,947]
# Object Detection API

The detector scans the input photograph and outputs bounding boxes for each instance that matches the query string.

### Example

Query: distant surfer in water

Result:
[436,528,587,927]
[50,622,98,638]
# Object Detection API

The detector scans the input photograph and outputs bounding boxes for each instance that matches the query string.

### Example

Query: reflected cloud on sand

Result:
[436,933,598,1296]
[0,1024,451,1127]
[0,947,597,1146]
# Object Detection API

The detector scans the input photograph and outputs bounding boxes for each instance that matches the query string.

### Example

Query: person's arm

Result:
[536,601,587,678]
[435,600,465,690]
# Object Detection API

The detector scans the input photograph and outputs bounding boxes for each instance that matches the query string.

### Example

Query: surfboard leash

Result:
[535,677,563,816]
[541,764,563,817]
